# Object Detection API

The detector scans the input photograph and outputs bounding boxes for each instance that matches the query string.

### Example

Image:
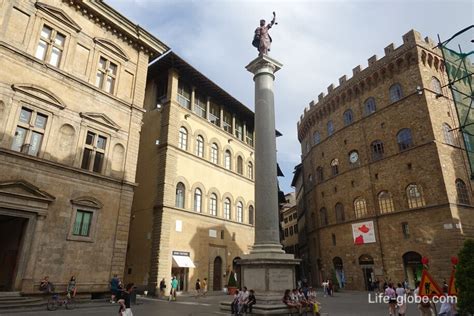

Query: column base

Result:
[220,253,301,314]
[250,243,285,255]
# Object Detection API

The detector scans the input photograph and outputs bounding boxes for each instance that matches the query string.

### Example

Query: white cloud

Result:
[107,0,472,191]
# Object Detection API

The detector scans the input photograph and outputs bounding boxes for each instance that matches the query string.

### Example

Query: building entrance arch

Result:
[359,254,374,291]
[403,251,422,289]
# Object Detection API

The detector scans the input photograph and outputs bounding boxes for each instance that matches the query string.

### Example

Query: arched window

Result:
[175,182,185,208]
[397,128,413,151]
[406,184,425,208]
[249,206,254,225]
[224,198,231,220]
[209,193,217,216]
[316,166,324,183]
[236,202,243,222]
[331,159,339,176]
[456,179,470,204]
[313,131,321,145]
[178,127,188,150]
[371,140,384,161]
[237,156,243,174]
[354,197,368,218]
[443,123,455,145]
[320,207,328,226]
[224,150,232,170]
[248,162,254,179]
[378,191,394,214]
[364,98,376,116]
[196,135,204,157]
[327,121,334,136]
[335,203,345,223]
[343,109,353,126]
[211,143,219,164]
[194,188,202,212]
[431,76,442,95]
[389,83,403,102]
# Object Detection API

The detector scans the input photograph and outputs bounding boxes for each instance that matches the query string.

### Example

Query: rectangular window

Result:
[284,228,288,237]
[209,103,220,126]
[402,222,410,239]
[177,82,191,109]
[81,131,107,173]
[223,110,232,133]
[194,94,206,118]
[290,226,294,235]
[332,233,336,246]
[11,107,48,156]
[35,25,65,67]
[235,119,243,140]
[72,210,92,236]
[294,224,298,233]
[246,128,254,146]
[209,229,217,238]
[95,57,117,94]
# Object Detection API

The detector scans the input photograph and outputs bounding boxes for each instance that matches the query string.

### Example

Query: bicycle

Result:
[47,292,75,311]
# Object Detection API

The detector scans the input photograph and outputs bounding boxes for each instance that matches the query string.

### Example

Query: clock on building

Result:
[349,151,359,163]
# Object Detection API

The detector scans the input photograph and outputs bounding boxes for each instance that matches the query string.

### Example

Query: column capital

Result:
[246,55,283,77]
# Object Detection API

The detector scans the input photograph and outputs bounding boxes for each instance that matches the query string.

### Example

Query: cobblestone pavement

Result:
[1,290,442,316]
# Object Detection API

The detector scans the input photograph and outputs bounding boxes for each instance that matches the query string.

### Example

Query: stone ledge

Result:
[220,301,302,315]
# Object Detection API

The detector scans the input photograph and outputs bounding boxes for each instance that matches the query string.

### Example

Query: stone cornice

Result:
[64,0,169,58]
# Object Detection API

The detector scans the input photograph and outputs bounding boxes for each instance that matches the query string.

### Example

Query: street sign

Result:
[419,269,443,298]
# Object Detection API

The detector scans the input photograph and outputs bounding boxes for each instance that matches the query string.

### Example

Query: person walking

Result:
[159,278,166,299]
[395,282,407,316]
[202,278,208,296]
[118,283,134,316]
[110,274,120,303]
[67,276,77,299]
[384,283,397,316]
[169,276,178,302]
[195,278,201,298]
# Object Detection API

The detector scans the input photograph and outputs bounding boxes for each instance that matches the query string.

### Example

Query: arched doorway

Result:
[213,256,222,291]
[332,257,345,288]
[233,257,241,288]
[403,251,422,289]
[359,254,374,291]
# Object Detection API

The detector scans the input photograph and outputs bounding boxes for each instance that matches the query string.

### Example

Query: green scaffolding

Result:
[438,25,474,178]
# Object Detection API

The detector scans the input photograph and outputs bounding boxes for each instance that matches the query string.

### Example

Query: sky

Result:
[107,0,472,192]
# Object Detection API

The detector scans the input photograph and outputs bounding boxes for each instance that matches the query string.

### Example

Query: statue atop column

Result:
[252,12,277,55]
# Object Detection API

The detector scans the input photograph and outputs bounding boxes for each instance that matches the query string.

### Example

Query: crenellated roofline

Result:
[297,29,446,142]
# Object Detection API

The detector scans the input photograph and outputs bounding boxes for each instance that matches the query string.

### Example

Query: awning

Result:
[172,255,195,268]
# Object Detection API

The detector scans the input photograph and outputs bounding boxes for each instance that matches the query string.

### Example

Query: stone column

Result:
[246,55,284,254]
[220,55,299,313]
